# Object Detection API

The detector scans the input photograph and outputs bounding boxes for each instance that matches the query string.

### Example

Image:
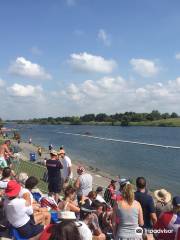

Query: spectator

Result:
[4,180,43,239]
[74,166,93,202]
[40,220,81,240]
[46,150,63,202]
[0,140,14,169]
[18,172,28,186]
[48,144,53,151]
[40,211,91,240]
[80,191,97,207]
[135,177,157,230]
[98,202,113,239]
[58,186,80,213]
[154,188,172,218]
[0,167,13,189]
[96,186,106,203]
[59,148,73,188]
[19,176,51,226]
[37,147,42,157]
[115,178,130,202]
[91,200,106,240]
[112,183,144,240]
[104,180,117,207]
[154,196,180,240]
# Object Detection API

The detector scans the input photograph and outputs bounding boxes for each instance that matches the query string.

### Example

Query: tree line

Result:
[13,110,179,126]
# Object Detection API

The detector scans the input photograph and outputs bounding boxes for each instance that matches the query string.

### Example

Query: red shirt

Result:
[154,211,180,240]
[39,224,53,240]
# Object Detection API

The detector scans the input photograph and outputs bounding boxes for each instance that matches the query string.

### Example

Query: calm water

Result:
[8,124,180,195]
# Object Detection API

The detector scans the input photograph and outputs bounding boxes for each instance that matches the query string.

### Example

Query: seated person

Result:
[58,186,80,213]
[90,200,106,240]
[19,176,51,225]
[0,167,14,189]
[96,186,106,203]
[4,180,43,239]
[80,191,97,207]
[40,211,90,240]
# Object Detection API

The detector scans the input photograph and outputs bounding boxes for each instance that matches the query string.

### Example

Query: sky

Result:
[1,0,180,119]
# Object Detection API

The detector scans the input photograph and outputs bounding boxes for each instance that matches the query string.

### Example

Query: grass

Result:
[130,118,180,127]
[12,159,48,192]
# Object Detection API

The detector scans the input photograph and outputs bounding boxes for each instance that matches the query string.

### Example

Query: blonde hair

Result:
[122,183,134,205]
[18,172,28,185]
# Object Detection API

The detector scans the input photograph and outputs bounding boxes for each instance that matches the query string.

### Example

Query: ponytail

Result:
[122,183,134,205]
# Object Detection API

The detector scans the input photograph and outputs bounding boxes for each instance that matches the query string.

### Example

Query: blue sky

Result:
[1,0,180,119]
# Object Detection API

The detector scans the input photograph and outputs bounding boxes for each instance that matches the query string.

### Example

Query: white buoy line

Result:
[57,131,180,149]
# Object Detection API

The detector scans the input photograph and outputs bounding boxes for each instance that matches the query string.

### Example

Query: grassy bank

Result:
[9,117,180,127]
[129,118,180,127]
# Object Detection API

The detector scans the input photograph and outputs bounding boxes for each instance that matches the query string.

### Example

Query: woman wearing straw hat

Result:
[154,189,172,218]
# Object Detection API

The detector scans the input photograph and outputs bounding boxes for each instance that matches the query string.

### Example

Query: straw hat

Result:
[50,150,58,156]
[154,189,171,203]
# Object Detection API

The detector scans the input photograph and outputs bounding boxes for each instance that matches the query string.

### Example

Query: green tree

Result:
[121,115,129,126]
[80,114,95,122]
[161,113,170,119]
[171,112,178,118]
[95,113,107,122]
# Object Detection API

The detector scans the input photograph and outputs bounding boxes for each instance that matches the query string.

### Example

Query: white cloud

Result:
[9,57,52,80]
[130,58,159,77]
[8,83,43,97]
[30,46,42,56]
[98,29,111,46]
[58,75,180,115]
[69,52,117,73]
[175,53,180,60]
[0,78,5,87]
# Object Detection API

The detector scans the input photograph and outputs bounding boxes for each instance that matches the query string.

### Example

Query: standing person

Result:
[59,148,73,187]
[135,177,157,239]
[46,150,63,202]
[154,188,172,218]
[112,183,144,240]
[29,137,32,144]
[0,140,14,169]
[37,147,42,158]
[49,144,53,151]
[74,166,93,202]
[104,180,117,206]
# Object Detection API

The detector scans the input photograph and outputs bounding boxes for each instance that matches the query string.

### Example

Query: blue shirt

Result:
[135,190,155,228]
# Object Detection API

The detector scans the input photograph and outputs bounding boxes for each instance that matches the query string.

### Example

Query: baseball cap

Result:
[172,196,180,207]
[5,180,21,197]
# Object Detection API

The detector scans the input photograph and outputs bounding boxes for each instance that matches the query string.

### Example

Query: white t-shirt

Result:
[4,198,33,228]
[96,194,106,203]
[19,187,34,205]
[61,155,73,180]
[77,173,93,197]
[76,221,92,240]
[0,179,9,189]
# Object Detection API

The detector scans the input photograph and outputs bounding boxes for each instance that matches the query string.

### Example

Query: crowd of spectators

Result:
[0,139,179,240]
